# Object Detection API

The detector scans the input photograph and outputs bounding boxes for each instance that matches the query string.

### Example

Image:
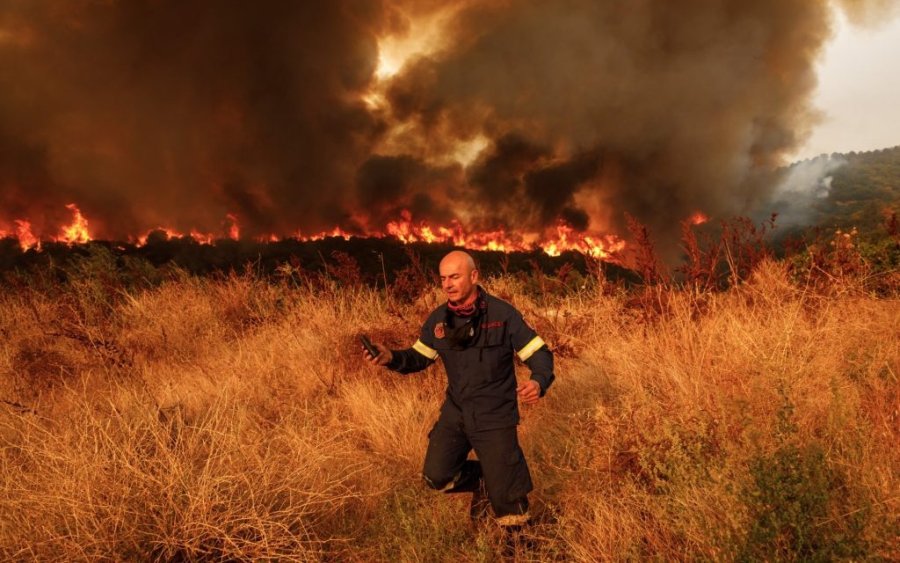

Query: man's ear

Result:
[471,269,479,283]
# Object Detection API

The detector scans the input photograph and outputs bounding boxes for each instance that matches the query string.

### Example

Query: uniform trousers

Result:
[422,419,532,518]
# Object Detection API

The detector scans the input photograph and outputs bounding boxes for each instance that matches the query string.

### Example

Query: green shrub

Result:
[739,396,869,561]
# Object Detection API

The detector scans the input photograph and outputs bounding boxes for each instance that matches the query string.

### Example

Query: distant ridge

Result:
[785,145,900,236]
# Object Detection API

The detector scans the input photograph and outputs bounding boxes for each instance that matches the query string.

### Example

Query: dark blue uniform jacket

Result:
[387,289,554,431]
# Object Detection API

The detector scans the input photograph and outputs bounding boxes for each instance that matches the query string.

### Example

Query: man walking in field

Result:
[363,250,554,529]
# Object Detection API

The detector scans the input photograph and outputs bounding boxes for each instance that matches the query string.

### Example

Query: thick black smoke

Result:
[1,1,390,238]
[384,0,841,242]
[0,0,894,245]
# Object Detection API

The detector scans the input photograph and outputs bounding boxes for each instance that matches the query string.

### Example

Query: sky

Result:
[797,11,900,160]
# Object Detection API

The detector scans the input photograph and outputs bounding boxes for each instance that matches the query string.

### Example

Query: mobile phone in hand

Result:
[359,335,379,359]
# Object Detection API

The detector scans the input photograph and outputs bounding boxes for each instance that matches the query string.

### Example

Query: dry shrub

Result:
[339,374,443,470]
[625,212,668,286]
[0,388,367,561]
[528,260,898,559]
[118,279,225,364]
[326,251,364,288]
[0,292,97,405]
[212,273,286,335]
[389,248,434,303]
[10,338,78,398]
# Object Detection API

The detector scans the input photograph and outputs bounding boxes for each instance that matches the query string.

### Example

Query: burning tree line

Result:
[1,209,897,302]
[0,204,624,259]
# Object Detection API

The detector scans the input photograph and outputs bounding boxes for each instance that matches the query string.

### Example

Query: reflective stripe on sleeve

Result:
[412,339,439,360]
[516,336,545,362]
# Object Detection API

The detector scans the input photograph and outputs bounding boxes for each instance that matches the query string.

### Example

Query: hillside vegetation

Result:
[0,239,897,561]
[776,146,900,238]
[824,146,900,231]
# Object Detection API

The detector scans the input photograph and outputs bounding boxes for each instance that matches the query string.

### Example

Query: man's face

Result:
[439,255,478,304]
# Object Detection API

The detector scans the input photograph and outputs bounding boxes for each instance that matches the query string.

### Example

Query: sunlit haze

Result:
[797,12,900,160]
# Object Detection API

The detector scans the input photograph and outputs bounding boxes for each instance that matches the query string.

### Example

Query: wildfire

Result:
[225,213,240,240]
[0,220,40,251]
[688,211,709,226]
[542,223,626,258]
[14,220,39,250]
[2,204,93,250]
[58,204,92,244]
[306,226,354,241]
[1,204,636,259]
[381,210,626,258]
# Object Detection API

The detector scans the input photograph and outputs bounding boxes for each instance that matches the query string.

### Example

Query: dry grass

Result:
[1,259,898,561]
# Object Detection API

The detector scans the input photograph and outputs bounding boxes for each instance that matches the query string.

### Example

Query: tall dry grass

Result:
[0,258,897,561]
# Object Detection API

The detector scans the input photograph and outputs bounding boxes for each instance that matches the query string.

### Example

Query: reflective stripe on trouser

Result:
[422,422,532,519]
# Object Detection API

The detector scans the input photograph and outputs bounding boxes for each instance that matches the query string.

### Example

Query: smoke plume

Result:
[764,154,846,228]
[0,0,894,244]
[1,1,391,238]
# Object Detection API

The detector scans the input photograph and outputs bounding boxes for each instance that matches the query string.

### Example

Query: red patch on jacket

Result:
[483,321,505,329]
[434,323,446,339]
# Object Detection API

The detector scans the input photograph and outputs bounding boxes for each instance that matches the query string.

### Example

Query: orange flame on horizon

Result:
[58,204,91,244]
[382,210,625,257]
[225,213,240,241]
[306,226,354,241]
[0,220,40,251]
[15,220,39,251]
[688,211,709,226]
[2,204,632,260]
[542,222,626,258]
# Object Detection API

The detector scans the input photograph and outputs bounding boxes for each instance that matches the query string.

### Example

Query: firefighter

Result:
[363,250,554,529]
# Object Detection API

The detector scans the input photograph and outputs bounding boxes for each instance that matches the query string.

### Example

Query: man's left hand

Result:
[516,380,541,405]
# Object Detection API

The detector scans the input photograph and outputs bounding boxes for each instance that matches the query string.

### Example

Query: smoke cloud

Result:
[765,154,846,228]
[0,1,391,238]
[0,0,895,244]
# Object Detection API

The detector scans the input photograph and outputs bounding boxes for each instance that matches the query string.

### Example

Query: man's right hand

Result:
[362,342,392,367]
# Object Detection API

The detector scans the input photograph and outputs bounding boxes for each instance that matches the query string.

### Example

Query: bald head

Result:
[439,250,479,305]
[440,250,476,273]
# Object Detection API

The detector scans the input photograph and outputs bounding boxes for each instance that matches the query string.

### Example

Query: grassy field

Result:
[0,251,897,561]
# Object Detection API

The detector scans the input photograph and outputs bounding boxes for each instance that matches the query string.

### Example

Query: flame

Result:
[135,227,197,246]
[58,204,91,244]
[133,220,240,246]
[226,213,240,240]
[542,223,626,258]
[298,226,352,241]
[381,210,624,258]
[15,220,39,251]
[688,211,709,226]
[1,203,633,260]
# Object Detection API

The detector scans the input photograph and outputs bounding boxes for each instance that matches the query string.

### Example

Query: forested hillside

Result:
[789,146,900,235]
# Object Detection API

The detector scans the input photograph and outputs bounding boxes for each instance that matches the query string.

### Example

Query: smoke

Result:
[764,154,846,228]
[383,0,839,245]
[838,0,900,27]
[0,1,391,238]
[0,0,896,243]
[354,154,462,229]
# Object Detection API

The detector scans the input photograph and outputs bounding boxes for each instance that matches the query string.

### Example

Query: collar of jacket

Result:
[442,286,489,350]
